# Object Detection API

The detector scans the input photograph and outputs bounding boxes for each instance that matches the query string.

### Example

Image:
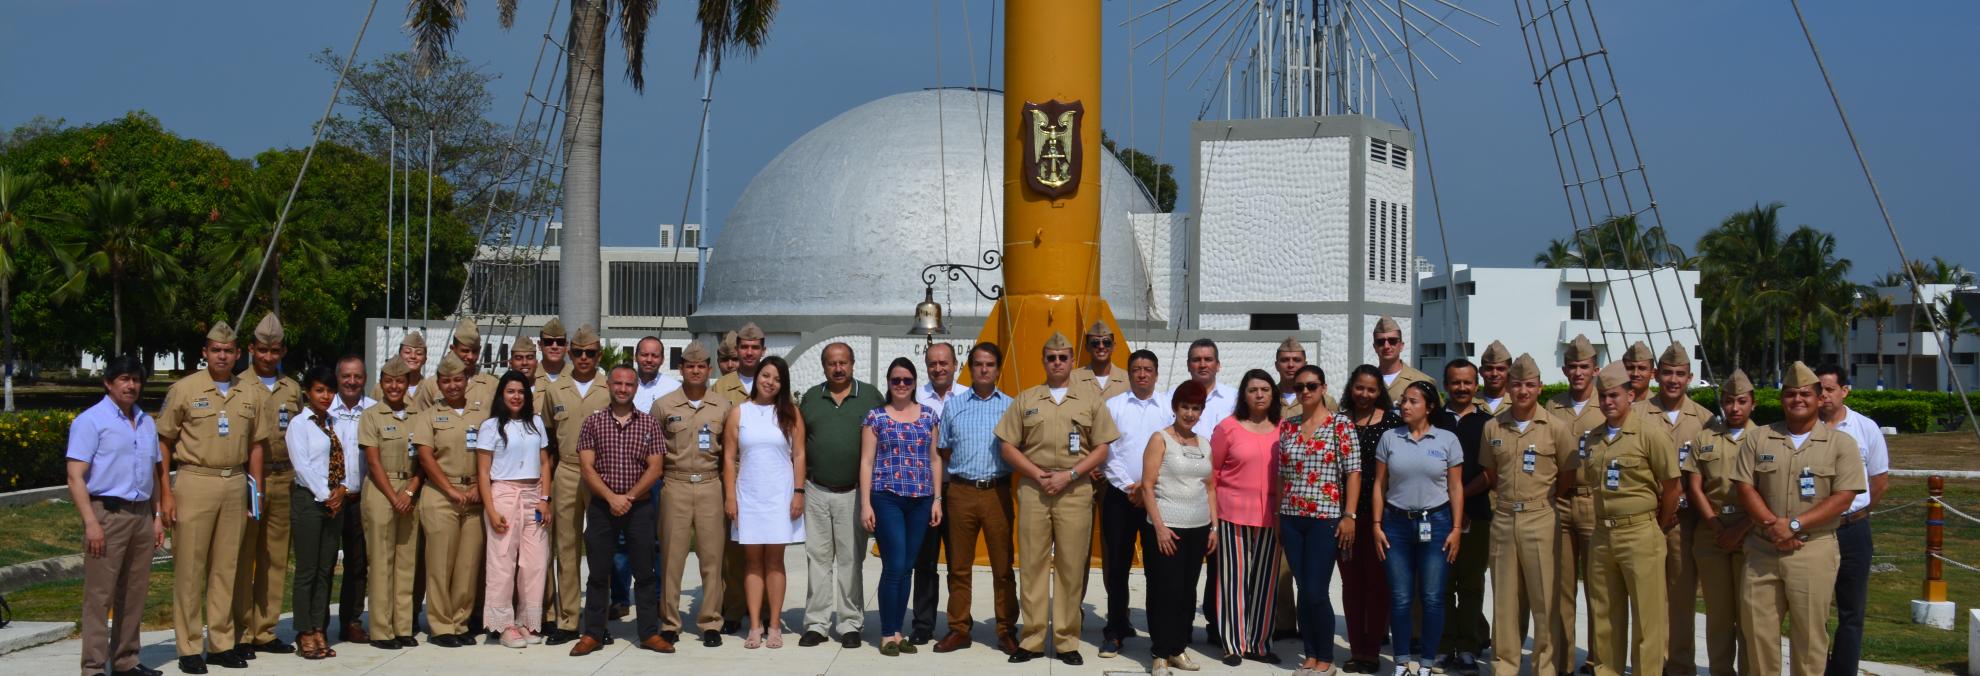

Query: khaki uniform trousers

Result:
[171,469,248,656]
[1015,478,1095,654]
[1588,512,1667,676]
[1691,517,1746,676]
[232,469,293,645]
[1664,510,1699,674]
[362,477,421,640]
[1551,489,1596,673]
[547,459,589,631]
[81,499,154,676]
[1741,534,1840,676]
[418,488,484,636]
[1491,504,1558,676]
[659,476,728,633]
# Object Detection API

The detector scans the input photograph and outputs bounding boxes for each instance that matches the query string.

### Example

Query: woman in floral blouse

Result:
[1338,364,1401,673]
[1276,364,1361,675]
[857,357,944,656]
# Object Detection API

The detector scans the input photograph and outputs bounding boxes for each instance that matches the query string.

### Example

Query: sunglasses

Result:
[1374,337,1402,346]
[1296,382,1326,392]
[1044,354,1072,363]
[1086,338,1114,348]
[540,337,567,346]
[571,348,601,358]
[889,377,915,387]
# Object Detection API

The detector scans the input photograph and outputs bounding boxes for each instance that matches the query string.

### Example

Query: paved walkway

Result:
[0,546,1945,674]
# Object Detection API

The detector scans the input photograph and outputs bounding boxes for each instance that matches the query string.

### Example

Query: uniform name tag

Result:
[1605,460,1621,491]
[1068,428,1083,454]
[554,405,567,413]
[1522,445,1537,474]
[1703,443,1715,454]
[1023,408,1039,418]
[666,415,683,424]
[1760,453,1775,463]
[194,399,212,409]
[1418,520,1433,542]
[217,410,232,437]
[1799,467,1816,498]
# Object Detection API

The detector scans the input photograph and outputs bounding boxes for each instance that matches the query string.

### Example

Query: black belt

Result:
[810,480,856,494]
[949,476,1007,490]
[94,496,143,513]
[1841,510,1870,527]
[1386,503,1449,520]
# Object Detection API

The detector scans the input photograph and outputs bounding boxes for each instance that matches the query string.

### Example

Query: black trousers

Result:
[1145,524,1209,658]
[1100,483,1147,639]
[584,497,659,640]
[1827,515,1872,676]
[909,520,943,638]
[338,502,367,629]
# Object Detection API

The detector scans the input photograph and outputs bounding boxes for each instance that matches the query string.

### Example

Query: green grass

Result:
[1850,476,1980,672]
[7,553,344,633]
[0,498,88,567]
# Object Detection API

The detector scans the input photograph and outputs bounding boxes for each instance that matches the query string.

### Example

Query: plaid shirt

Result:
[577,407,665,495]
[1277,412,1361,519]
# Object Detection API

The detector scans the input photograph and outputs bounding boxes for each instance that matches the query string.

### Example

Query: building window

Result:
[468,259,560,315]
[1250,314,1299,331]
[1366,199,1412,285]
[1421,286,1447,303]
[1457,281,1475,296]
[1461,342,1476,358]
[1420,343,1446,359]
[1570,288,1596,320]
[1957,353,1977,366]
[608,261,700,317]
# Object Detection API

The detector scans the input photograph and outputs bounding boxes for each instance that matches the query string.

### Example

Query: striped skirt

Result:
[1213,520,1281,656]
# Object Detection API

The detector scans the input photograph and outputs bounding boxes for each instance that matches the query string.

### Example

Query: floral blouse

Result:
[863,407,939,498]
[1277,412,1361,519]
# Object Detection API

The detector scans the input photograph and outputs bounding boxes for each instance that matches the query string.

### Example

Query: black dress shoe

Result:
[543,629,578,646]
[907,633,931,646]
[840,631,862,649]
[176,656,207,675]
[252,639,295,655]
[205,651,247,669]
[1098,637,1124,657]
[660,630,679,644]
[230,646,254,661]
[371,639,401,650]
[722,619,743,633]
[429,634,461,648]
[1007,649,1041,663]
[1245,651,1281,664]
[111,665,163,676]
[395,636,419,648]
[1221,654,1244,667]
[799,630,827,647]
[1057,651,1084,666]
[701,630,723,647]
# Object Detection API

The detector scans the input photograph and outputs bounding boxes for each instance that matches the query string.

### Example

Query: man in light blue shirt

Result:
[67,355,166,676]
[931,342,1020,655]
[1097,350,1172,657]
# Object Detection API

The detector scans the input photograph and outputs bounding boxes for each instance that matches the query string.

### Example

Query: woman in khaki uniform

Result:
[360,357,424,649]
[1685,368,1756,676]
[1480,355,1573,676]
[413,353,491,646]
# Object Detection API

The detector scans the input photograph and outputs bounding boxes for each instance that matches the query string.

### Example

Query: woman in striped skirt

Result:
[1209,369,1284,666]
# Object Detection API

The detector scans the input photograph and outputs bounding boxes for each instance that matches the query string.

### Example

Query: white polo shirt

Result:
[1830,406,1890,515]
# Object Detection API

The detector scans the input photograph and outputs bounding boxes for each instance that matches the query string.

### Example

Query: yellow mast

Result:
[980,0,1127,392]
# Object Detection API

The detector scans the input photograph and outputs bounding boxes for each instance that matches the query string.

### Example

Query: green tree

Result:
[1697,202,1790,381]
[0,169,47,399]
[1566,214,1690,271]
[1858,291,1895,387]
[47,181,187,355]
[1763,225,1852,364]
[204,178,332,318]
[1923,295,1980,392]
[1532,237,1579,268]
[1100,132,1178,212]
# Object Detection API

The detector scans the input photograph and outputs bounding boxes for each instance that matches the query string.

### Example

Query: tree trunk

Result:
[1905,299,1916,389]
[1873,318,1886,388]
[1773,311,1784,385]
[271,248,282,318]
[1839,317,1850,375]
[557,0,607,331]
[112,272,124,357]
[2,274,12,411]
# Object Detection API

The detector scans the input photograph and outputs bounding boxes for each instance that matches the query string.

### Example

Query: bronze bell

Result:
[909,286,948,336]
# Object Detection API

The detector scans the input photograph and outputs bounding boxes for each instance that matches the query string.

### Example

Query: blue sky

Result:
[3,1,1974,281]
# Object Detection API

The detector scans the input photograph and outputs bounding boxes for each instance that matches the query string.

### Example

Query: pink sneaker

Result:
[500,627,527,649]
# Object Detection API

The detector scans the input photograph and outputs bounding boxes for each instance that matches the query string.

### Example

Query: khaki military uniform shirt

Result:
[1731,422,1868,541]
[652,388,734,478]
[248,375,304,466]
[358,404,418,479]
[993,384,1122,472]
[411,402,491,488]
[1070,366,1129,402]
[1482,407,1576,509]
[713,372,752,405]
[544,373,613,464]
[531,361,572,393]
[1546,392,1606,489]
[1686,419,1757,520]
[158,370,272,469]
[415,371,498,414]
[1580,415,1680,518]
[1384,365,1436,405]
[1635,395,1713,473]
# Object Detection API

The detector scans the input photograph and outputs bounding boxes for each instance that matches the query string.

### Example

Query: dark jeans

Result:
[1382,504,1454,663]
[290,489,344,635]
[339,503,367,629]
[612,483,664,606]
[872,490,933,636]
[1144,523,1209,659]
[584,496,658,640]
[1827,515,1872,676]
[1099,483,1147,639]
[1282,514,1340,663]
[909,518,942,638]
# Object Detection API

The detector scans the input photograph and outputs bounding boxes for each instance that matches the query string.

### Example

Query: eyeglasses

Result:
[1086,338,1114,348]
[1044,354,1072,363]
[1374,337,1402,346]
[889,377,915,387]
[1296,382,1326,392]
[571,348,600,358]
[540,337,567,346]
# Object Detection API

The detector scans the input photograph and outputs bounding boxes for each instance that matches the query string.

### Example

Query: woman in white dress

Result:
[724,355,807,649]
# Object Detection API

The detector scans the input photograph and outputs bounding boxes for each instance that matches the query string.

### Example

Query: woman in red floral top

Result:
[1275,364,1361,675]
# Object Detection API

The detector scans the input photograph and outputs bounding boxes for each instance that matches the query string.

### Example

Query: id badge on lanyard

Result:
[1522,445,1537,474]
[1799,467,1816,498]
[1605,460,1621,491]
[1418,519,1433,543]
[1068,427,1083,454]
[698,424,714,454]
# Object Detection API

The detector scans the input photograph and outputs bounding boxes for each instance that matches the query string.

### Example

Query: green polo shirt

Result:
[799,379,883,488]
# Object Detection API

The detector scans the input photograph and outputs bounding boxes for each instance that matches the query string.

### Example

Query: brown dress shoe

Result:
[341,623,370,643]
[997,635,1022,656]
[933,633,972,653]
[568,635,605,657]
[638,634,677,654]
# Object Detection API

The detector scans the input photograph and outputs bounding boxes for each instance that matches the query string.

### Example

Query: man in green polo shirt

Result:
[797,342,884,649]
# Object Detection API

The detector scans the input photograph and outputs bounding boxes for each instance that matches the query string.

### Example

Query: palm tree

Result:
[1765,225,1852,364]
[206,180,332,317]
[1859,291,1895,387]
[47,181,186,355]
[405,0,779,330]
[1697,202,1788,382]
[1532,238,1580,268]
[0,169,46,408]
[1924,295,1980,392]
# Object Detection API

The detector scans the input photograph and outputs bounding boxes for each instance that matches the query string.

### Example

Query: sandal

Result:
[745,626,763,649]
[766,626,784,649]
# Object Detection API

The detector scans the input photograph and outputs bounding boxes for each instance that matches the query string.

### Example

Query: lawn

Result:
[8,557,344,634]
[1848,475,1980,672]
[0,498,87,568]
[1887,431,1980,471]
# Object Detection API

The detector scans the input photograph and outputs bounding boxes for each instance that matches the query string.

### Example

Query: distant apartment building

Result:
[1414,265,1703,385]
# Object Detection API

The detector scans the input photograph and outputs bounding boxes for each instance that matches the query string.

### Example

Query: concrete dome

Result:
[695,89,1157,329]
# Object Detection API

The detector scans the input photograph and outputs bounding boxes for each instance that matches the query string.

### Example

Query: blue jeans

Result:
[871,490,932,636]
[612,482,665,606]
[1281,514,1341,662]
[1382,504,1454,664]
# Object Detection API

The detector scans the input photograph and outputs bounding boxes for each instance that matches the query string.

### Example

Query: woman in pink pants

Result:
[476,371,555,648]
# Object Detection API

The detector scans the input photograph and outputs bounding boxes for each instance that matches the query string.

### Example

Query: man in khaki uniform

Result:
[1477,340,1512,415]
[1633,343,1710,674]
[157,322,269,673]
[1732,362,1866,676]
[233,313,303,658]
[1070,320,1128,401]
[1622,341,1655,403]
[711,322,764,628]
[1481,354,1573,676]
[1547,334,1605,675]
[412,353,489,646]
[1583,361,1680,676]
[1685,368,1757,676]
[510,335,540,380]
[542,324,611,643]
[369,331,428,409]
[1274,336,1336,426]
[716,331,742,378]
[418,317,499,412]
[1373,315,1435,405]
[995,332,1119,666]
[652,341,734,648]
[534,318,573,389]
[360,357,423,649]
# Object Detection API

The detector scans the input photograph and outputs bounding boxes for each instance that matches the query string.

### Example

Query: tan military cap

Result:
[1509,354,1542,381]
[1783,361,1820,389]
[1278,336,1305,354]
[205,321,237,344]
[1085,321,1112,338]
[1564,334,1597,363]
[681,340,711,364]
[540,318,566,339]
[1042,332,1073,352]
[1597,361,1632,391]
[717,331,739,358]
[737,322,765,342]
[1373,315,1401,335]
[511,335,537,355]
[1659,342,1690,367]
[400,330,426,349]
[1481,340,1511,365]
[1723,368,1755,398]
[572,323,601,347]
[436,352,468,377]
[252,312,284,345]
[380,356,412,378]
[1624,341,1654,363]
[452,316,481,349]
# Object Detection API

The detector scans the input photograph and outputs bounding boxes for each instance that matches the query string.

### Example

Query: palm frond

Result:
[619,0,658,91]
[405,0,468,76]
[498,0,518,28]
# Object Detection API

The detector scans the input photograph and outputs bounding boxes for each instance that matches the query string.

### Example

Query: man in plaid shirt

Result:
[568,365,672,657]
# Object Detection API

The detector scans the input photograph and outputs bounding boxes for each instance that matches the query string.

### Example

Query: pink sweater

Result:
[1211,416,1280,527]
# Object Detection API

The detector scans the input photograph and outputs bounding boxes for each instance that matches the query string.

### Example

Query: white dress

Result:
[731,402,806,544]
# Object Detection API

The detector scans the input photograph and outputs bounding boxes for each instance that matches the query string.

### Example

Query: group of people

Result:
[63,311,1890,676]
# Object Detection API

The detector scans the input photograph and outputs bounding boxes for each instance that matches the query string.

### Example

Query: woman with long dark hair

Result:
[1277,364,1360,675]
[1210,369,1284,666]
[724,356,807,648]
[1372,381,1463,676]
[474,371,553,648]
[858,357,944,656]
[1338,364,1399,673]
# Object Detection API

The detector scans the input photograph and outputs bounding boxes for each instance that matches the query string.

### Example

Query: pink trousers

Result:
[483,479,549,632]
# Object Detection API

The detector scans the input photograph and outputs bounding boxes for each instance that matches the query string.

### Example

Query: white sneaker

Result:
[1394,665,1414,676]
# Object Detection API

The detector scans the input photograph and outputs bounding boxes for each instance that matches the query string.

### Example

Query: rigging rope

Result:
[1400,1,1464,359]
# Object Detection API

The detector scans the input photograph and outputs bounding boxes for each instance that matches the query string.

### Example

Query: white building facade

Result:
[1830,284,1980,392]
[1414,265,1704,385]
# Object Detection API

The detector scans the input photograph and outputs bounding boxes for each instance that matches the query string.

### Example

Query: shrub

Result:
[0,409,80,490]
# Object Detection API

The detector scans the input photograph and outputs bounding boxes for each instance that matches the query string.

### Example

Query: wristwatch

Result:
[1788,518,1803,534]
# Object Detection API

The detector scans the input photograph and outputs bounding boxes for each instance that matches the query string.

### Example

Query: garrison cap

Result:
[1597,361,1632,392]
[400,330,426,349]
[1373,315,1401,335]
[1783,361,1820,390]
[718,331,739,358]
[205,321,237,344]
[380,356,412,378]
[1624,341,1655,363]
[1085,321,1112,338]
[1723,368,1755,398]
[1564,334,1598,363]
[436,352,468,377]
[1277,336,1306,354]
[452,316,481,349]
[252,312,284,345]
[1509,354,1542,381]
[1042,332,1073,352]
[540,318,566,339]
[680,340,711,364]
[737,322,765,342]
[511,336,537,355]
[1481,340,1511,365]
[1659,342,1691,367]
[572,324,601,348]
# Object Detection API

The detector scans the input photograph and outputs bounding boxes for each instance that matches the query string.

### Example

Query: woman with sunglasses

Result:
[1209,369,1284,666]
[1338,365,1399,673]
[1139,380,1215,676]
[858,358,945,656]
[1371,381,1464,676]
[1277,364,1360,675]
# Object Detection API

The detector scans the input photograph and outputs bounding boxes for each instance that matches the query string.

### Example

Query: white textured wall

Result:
[1198,314,1250,330]
[1301,313,1354,386]
[1196,137,1351,305]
